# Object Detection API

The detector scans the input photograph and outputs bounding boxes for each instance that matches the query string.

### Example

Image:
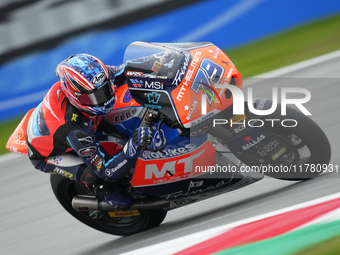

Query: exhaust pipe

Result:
[72,195,170,211]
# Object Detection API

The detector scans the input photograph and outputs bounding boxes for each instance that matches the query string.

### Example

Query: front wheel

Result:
[50,174,167,236]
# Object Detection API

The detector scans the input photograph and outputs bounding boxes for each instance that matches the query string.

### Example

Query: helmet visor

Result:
[78,80,115,107]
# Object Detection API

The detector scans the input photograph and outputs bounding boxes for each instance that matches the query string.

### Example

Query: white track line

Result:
[121,192,340,255]
[254,49,340,78]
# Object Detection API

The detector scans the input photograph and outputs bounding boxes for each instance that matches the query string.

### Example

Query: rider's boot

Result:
[79,166,133,209]
[101,184,133,209]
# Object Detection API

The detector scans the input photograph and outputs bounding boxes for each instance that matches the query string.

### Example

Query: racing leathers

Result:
[26,81,136,183]
[26,63,137,184]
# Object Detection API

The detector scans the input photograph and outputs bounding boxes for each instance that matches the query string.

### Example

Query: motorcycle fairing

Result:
[6,108,35,155]
[132,171,244,199]
[131,138,217,187]
[225,125,290,164]
[123,41,243,129]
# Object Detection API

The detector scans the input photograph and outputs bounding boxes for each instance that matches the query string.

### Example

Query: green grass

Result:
[1,13,340,156]
[292,235,340,255]
[225,13,340,77]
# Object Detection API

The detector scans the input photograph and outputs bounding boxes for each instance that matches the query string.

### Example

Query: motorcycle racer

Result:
[26,54,161,209]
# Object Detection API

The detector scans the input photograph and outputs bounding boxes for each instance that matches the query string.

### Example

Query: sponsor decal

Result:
[144,148,206,180]
[15,140,26,146]
[90,154,99,163]
[10,145,27,155]
[218,87,225,100]
[160,180,231,199]
[186,100,198,120]
[104,96,115,106]
[78,146,96,156]
[129,140,137,157]
[229,114,246,123]
[123,90,133,103]
[272,146,287,161]
[190,126,209,137]
[76,133,94,145]
[145,81,163,90]
[234,125,247,134]
[225,68,233,83]
[242,135,266,150]
[126,71,144,77]
[188,180,204,189]
[96,161,103,171]
[52,167,73,179]
[151,129,165,149]
[257,139,280,157]
[90,155,103,171]
[176,51,202,101]
[141,143,197,159]
[143,74,167,79]
[48,156,63,165]
[130,79,143,88]
[145,104,162,110]
[91,72,106,85]
[108,210,140,218]
[172,52,191,86]
[213,48,220,59]
[152,61,162,73]
[188,111,215,127]
[147,92,161,104]
[105,159,128,177]
[244,135,252,142]
[71,113,78,122]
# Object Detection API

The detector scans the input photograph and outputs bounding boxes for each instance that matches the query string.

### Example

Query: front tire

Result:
[50,174,167,236]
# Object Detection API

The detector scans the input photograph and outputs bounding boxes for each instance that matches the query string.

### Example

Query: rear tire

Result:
[251,103,331,180]
[50,174,167,236]
[229,102,331,181]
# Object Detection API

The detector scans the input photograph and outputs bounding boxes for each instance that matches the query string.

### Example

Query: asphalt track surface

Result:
[1,56,340,255]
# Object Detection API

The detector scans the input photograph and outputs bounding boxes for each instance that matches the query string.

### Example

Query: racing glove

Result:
[124,126,153,159]
[124,126,166,159]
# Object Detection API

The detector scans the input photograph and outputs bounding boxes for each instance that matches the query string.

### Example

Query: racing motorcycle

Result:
[6,42,331,236]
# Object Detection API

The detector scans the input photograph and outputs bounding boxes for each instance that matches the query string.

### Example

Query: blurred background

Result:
[1,0,340,126]
[0,0,340,151]
[1,1,340,254]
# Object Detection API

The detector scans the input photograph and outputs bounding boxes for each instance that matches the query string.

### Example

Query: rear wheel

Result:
[50,174,167,236]
[238,103,331,180]
[248,103,331,181]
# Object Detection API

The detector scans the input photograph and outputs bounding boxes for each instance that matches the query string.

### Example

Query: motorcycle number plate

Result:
[108,210,140,218]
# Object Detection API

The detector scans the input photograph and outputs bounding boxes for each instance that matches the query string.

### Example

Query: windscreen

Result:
[123,41,185,80]
[122,41,242,129]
